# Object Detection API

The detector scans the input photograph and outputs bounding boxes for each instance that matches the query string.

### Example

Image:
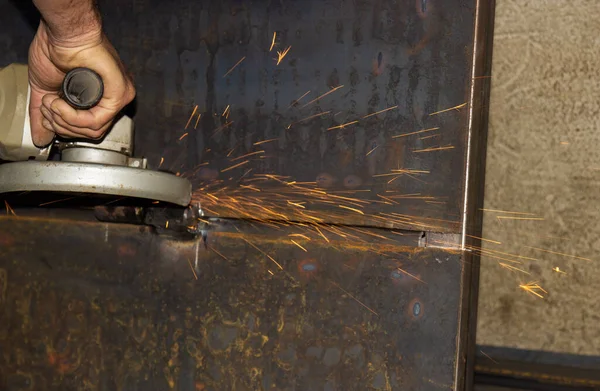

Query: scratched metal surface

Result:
[0,0,477,231]
[0,216,462,390]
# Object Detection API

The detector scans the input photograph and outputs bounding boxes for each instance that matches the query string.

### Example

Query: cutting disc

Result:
[0,161,191,206]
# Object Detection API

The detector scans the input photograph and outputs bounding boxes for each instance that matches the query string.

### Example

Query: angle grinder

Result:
[0,63,191,207]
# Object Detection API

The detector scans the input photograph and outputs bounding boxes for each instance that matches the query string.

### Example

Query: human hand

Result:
[28,21,135,147]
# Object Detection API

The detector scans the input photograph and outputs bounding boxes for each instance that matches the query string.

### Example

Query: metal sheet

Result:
[0,0,479,231]
[0,216,463,390]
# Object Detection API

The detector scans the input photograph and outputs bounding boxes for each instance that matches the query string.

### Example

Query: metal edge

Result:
[455,0,496,390]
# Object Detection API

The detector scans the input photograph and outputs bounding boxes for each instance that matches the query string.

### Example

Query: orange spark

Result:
[210,246,230,262]
[366,145,379,156]
[222,105,230,117]
[290,239,307,252]
[413,145,455,153]
[223,56,246,77]
[428,102,467,116]
[480,208,537,216]
[338,205,364,215]
[362,105,398,119]
[38,196,78,206]
[243,238,283,270]
[186,258,198,280]
[254,138,278,146]
[496,216,544,221]
[301,85,344,108]
[419,134,439,140]
[392,127,439,138]
[221,160,250,173]
[179,133,189,141]
[194,113,202,129]
[327,120,359,131]
[4,201,15,216]
[395,267,426,284]
[331,281,378,316]
[268,270,274,275]
[499,262,530,275]
[276,46,291,65]
[314,225,330,243]
[185,105,198,129]
[269,31,277,51]
[288,90,311,109]
[519,282,547,299]
[552,266,567,274]
[466,234,502,245]
[212,121,234,136]
[526,247,593,262]
[287,111,331,129]
[230,150,264,162]
[560,141,569,145]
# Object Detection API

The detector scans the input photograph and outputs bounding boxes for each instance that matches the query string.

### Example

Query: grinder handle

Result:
[60,68,104,109]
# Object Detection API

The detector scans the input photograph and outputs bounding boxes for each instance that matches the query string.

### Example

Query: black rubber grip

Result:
[60,68,104,109]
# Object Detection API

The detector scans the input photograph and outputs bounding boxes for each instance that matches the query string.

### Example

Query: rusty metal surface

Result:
[0,216,462,390]
[0,0,478,231]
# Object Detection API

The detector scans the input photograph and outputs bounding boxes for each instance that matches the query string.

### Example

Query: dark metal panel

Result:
[0,216,463,390]
[0,0,478,231]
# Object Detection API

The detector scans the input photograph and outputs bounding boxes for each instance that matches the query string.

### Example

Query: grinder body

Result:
[0,64,192,207]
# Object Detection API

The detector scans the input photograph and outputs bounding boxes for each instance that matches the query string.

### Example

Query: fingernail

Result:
[42,119,53,131]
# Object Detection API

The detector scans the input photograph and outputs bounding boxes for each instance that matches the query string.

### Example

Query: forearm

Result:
[33,0,102,44]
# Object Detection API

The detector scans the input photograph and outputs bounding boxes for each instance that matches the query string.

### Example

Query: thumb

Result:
[29,88,55,147]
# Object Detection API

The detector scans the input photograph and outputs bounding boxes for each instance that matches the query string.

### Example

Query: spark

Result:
[327,120,359,131]
[185,105,198,129]
[552,266,567,274]
[466,234,502,245]
[519,282,547,299]
[413,145,455,153]
[222,105,230,117]
[223,56,246,78]
[301,85,344,108]
[186,258,198,280]
[428,102,467,116]
[4,201,16,216]
[194,113,202,129]
[212,121,234,136]
[419,134,439,140]
[338,205,364,215]
[362,105,398,119]
[395,267,426,284]
[288,90,311,109]
[480,350,498,364]
[230,150,264,162]
[499,262,530,274]
[560,141,569,145]
[221,160,250,173]
[496,216,544,221]
[254,138,278,146]
[269,31,277,51]
[331,281,378,316]
[366,145,379,156]
[392,127,439,138]
[210,246,230,262]
[243,238,283,270]
[179,133,189,141]
[287,111,331,128]
[268,270,274,275]
[276,46,292,65]
[314,225,330,243]
[526,246,593,262]
[38,196,78,206]
[166,221,169,229]
[290,239,307,252]
[480,208,537,216]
